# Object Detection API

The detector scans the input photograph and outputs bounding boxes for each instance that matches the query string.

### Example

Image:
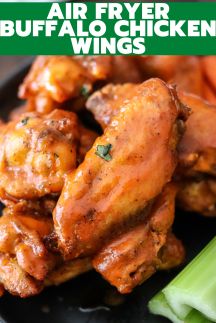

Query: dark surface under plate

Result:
[0,63,215,323]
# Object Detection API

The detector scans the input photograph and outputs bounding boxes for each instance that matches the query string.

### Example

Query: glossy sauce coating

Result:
[93,184,180,294]
[53,79,188,259]
[178,92,216,176]
[86,83,137,129]
[19,56,112,114]
[0,109,79,200]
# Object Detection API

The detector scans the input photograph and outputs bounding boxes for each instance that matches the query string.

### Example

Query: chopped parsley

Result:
[95,144,112,161]
[80,84,90,98]
[21,117,30,126]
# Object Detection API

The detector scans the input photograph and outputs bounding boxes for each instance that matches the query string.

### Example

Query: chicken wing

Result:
[109,56,143,84]
[137,56,203,96]
[0,109,79,200]
[19,56,112,114]
[53,79,188,259]
[0,203,93,297]
[178,92,216,177]
[203,82,216,105]
[92,184,181,294]
[89,83,216,217]
[177,92,216,216]
[136,56,185,81]
[169,56,203,97]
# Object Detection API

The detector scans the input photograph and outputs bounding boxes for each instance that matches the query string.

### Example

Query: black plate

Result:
[0,63,215,323]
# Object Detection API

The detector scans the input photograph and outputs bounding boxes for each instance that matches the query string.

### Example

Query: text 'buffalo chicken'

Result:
[0,55,215,298]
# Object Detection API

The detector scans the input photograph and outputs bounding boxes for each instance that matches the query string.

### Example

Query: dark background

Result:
[0,57,30,84]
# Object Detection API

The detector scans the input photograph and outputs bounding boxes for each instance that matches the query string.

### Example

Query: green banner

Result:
[0,2,215,55]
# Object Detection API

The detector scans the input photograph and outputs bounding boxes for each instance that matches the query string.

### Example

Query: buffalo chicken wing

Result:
[0,109,79,201]
[19,56,112,114]
[53,79,188,259]
[177,93,216,216]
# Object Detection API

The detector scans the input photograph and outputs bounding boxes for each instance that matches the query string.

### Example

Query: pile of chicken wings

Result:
[0,55,215,297]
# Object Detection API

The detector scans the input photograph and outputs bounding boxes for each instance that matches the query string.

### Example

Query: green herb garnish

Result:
[80,84,90,98]
[21,117,30,126]
[95,144,112,161]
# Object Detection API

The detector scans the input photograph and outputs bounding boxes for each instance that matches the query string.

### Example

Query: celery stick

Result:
[148,237,216,322]
[164,237,216,321]
[148,292,183,323]
[148,293,211,323]
[185,309,211,323]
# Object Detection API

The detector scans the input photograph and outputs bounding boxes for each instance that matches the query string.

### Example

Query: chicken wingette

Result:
[87,83,216,217]
[53,78,188,259]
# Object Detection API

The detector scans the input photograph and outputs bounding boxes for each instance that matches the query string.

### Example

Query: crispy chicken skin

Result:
[0,253,43,297]
[19,56,112,114]
[136,56,185,81]
[203,82,216,105]
[201,56,216,104]
[169,56,203,97]
[137,56,203,96]
[201,56,216,92]
[0,109,79,200]
[0,205,56,297]
[0,210,54,281]
[45,257,92,286]
[0,204,92,297]
[177,93,216,216]
[4,55,216,298]
[110,57,143,84]
[158,233,185,271]
[88,85,216,217]
[86,83,137,129]
[92,184,179,294]
[53,79,188,259]
[178,92,216,176]
[178,180,216,217]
